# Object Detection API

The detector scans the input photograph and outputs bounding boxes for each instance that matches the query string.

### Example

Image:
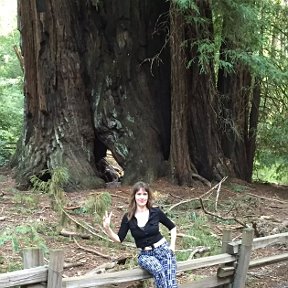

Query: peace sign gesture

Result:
[103,211,113,230]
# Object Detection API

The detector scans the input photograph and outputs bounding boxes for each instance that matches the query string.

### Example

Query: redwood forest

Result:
[0,1,287,287]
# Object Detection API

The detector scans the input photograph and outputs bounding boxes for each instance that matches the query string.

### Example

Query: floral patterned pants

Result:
[138,242,178,288]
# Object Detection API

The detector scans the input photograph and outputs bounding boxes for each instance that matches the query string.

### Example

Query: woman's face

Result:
[135,187,149,207]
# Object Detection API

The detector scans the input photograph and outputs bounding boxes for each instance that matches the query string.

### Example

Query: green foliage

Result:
[0,224,48,253]
[30,173,50,194]
[254,113,288,184]
[30,167,69,210]
[258,114,288,153]
[0,260,22,273]
[166,205,221,262]
[0,221,50,273]
[252,1,288,184]
[84,192,112,221]
[0,31,22,78]
[175,0,199,13]
[226,183,249,194]
[0,30,23,165]
[187,0,288,184]
[175,212,220,261]
[254,72,288,184]
[11,191,40,211]
[214,0,262,49]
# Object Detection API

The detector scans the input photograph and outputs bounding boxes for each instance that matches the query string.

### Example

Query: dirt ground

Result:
[0,169,287,287]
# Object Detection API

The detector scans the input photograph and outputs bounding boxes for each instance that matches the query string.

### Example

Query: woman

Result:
[103,181,178,288]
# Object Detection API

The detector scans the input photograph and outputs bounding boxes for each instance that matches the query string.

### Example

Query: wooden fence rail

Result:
[0,230,287,288]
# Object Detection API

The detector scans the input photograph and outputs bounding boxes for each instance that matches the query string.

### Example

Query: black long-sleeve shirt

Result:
[117,207,175,248]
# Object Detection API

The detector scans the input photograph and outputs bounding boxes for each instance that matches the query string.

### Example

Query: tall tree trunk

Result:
[15,0,104,189]
[217,60,259,182]
[170,3,196,185]
[247,79,261,179]
[170,0,229,186]
[216,2,262,182]
[84,0,171,184]
[14,0,170,189]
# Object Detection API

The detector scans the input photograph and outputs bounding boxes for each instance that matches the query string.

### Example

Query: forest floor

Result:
[0,168,287,288]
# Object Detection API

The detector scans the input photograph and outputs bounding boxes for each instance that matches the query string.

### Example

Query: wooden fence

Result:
[0,229,287,288]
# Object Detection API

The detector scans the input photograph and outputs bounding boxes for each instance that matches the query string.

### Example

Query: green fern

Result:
[30,167,69,211]
[0,224,48,253]
[84,192,112,221]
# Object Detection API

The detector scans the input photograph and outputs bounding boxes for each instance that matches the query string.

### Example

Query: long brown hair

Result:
[127,181,154,220]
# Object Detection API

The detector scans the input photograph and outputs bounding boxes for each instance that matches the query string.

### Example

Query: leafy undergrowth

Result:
[0,171,287,288]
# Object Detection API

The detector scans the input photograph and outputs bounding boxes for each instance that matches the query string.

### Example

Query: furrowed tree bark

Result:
[186,0,228,182]
[214,1,263,183]
[218,53,260,182]
[14,0,171,189]
[170,3,196,185]
[170,0,229,185]
[84,0,171,184]
[15,0,104,189]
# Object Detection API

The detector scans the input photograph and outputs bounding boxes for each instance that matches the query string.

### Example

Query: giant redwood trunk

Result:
[15,0,104,189]
[170,1,229,185]
[217,50,260,181]
[84,0,171,184]
[217,65,260,181]
[170,4,196,185]
[15,0,170,189]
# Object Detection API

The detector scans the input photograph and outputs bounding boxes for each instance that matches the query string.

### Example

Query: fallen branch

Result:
[110,193,129,200]
[177,233,199,241]
[188,246,210,260]
[247,271,265,279]
[85,255,132,275]
[60,229,92,240]
[199,198,247,227]
[232,234,242,242]
[88,191,128,201]
[169,193,184,200]
[167,192,197,212]
[176,246,209,253]
[167,177,228,212]
[247,193,288,204]
[214,180,223,211]
[73,237,112,260]
[85,262,117,275]
[206,176,228,199]
[64,205,81,210]
[62,208,113,242]
[64,262,84,269]
[191,173,211,187]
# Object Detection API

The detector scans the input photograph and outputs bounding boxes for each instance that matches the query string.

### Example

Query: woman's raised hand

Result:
[102,211,121,243]
[103,211,113,230]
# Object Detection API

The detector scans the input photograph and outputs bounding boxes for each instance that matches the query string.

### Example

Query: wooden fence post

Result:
[221,230,232,253]
[217,230,233,288]
[232,228,254,288]
[47,249,64,288]
[22,247,45,288]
